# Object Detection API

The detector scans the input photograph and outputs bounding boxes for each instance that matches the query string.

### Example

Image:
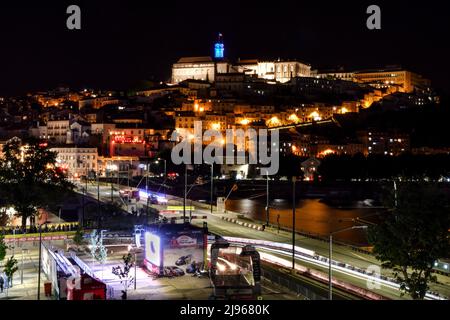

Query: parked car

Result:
[163,267,175,277]
[169,266,185,276]
[175,254,192,266]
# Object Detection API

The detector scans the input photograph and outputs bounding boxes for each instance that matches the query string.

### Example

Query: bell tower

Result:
[214,33,224,59]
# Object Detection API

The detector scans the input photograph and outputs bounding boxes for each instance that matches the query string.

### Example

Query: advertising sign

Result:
[144,232,162,268]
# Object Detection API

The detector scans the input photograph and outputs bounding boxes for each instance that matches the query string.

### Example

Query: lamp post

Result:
[21,248,28,285]
[393,179,398,208]
[292,176,296,270]
[37,222,49,300]
[146,160,149,217]
[82,186,85,228]
[266,173,270,226]
[328,225,368,300]
[210,164,214,213]
[183,164,187,223]
[97,170,101,228]
[156,158,167,197]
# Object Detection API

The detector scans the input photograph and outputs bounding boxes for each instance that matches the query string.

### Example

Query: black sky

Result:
[1,0,449,95]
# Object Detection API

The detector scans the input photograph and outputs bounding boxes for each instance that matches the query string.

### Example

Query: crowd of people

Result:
[0,223,79,235]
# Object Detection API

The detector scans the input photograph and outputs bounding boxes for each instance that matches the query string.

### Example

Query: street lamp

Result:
[37,221,50,300]
[155,158,167,197]
[266,173,270,226]
[210,163,214,213]
[328,225,368,300]
[183,164,187,223]
[21,248,28,285]
[292,176,296,270]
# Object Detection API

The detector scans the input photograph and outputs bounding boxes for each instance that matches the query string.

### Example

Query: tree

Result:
[112,253,134,300]
[89,230,107,265]
[368,183,450,299]
[3,256,18,288]
[0,137,74,230]
[0,234,7,262]
[73,228,85,247]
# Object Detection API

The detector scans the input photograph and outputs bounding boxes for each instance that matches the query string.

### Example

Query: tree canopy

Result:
[368,183,450,299]
[0,137,74,229]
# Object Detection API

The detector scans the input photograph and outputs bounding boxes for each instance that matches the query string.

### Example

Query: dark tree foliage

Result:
[3,256,19,287]
[0,234,7,262]
[368,183,450,299]
[112,253,134,300]
[319,153,450,181]
[277,154,305,179]
[73,228,85,247]
[0,137,74,229]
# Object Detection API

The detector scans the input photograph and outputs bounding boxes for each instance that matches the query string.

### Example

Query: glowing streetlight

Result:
[309,111,322,121]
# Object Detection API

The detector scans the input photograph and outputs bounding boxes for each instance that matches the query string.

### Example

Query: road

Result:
[82,182,450,300]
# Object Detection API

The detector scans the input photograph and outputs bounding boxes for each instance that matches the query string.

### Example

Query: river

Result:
[225,198,381,246]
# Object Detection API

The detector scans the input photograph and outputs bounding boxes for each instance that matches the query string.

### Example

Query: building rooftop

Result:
[176,56,214,64]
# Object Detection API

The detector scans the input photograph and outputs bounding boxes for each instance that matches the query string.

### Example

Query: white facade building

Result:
[172,56,216,83]
[52,147,98,179]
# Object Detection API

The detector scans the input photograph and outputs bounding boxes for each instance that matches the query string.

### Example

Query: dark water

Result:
[226,198,378,245]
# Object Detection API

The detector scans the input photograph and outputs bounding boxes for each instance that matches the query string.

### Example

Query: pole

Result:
[325,226,367,300]
[210,164,214,213]
[134,251,137,290]
[184,164,187,223]
[393,179,398,208]
[266,174,269,226]
[12,228,15,256]
[329,234,332,300]
[292,177,296,270]
[111,180,113,202]
[146,161,149,216]
[97,171,100,227]
[58,207,61,224]
[37,225,42,300]
[82,186,85,228]
[85,168,88,194]
[127,162,130,189]
[21,249,24,284]
[163,160,167,197]
[97,171,100,203]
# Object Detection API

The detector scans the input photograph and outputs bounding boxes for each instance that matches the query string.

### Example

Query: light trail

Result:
[215,236,446,300]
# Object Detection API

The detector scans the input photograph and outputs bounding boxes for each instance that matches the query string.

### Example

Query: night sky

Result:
[1,0,449,95]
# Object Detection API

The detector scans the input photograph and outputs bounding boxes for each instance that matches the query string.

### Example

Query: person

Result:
[0,274,4,293]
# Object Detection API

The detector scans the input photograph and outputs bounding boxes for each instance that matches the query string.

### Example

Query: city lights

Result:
[0,3,448,306]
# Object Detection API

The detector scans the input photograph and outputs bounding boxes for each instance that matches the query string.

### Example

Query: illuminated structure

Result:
[274,59,311,83]
[210,238,261,299]
[51,146,98,180]
[301,157,321,182]
[172,56,216,83]
[143,223,208,276]
[358,130,410,156]
[109,129,147,157]
[236,59,275,80]
[354,67,431,93]
[171,33,234,84]
[214,33,224,59]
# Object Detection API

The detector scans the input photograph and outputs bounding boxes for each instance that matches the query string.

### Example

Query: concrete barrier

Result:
[220,215,264,232]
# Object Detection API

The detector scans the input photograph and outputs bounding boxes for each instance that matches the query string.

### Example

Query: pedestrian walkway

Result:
[0,246,52,300]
